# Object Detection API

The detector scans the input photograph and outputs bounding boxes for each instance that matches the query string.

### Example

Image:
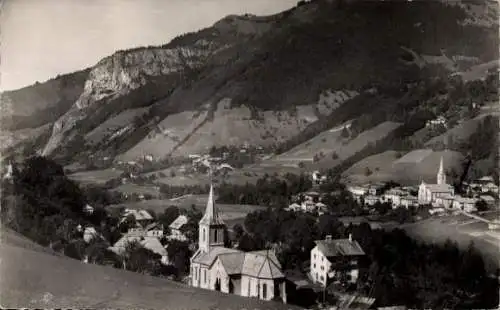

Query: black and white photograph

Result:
[0,0,499,309]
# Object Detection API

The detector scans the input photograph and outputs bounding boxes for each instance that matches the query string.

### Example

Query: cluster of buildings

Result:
[188,184,367,305]
[286,191,328,214]
[104,208,192,265]
[346,157,498,214]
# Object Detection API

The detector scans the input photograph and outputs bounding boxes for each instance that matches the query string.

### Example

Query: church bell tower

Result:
[198,184,226,253]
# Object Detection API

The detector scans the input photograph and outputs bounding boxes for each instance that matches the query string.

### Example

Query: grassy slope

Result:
[0,229,295,309]
[344,149,464,186]
[106,196,266,221]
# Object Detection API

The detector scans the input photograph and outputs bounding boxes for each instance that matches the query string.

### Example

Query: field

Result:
[0,228,294,309]
[344,149,464,185]
[110,183,162,198]
[68,168,123,185]
[400,216,500,273]
[425,113,498,148]
[106,195,266,221]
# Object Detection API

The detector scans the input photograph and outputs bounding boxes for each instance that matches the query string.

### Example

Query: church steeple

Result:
[437,156,446,185]
[198,183,226,253]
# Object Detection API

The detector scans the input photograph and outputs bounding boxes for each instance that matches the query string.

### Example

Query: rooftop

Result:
[169,215,189,230]
[315,237,365,258]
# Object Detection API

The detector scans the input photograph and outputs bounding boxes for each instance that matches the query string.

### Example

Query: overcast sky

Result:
[0,0,297,91]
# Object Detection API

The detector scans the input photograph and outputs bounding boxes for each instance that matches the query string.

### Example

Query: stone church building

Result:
[189,185,287,303]
[418,156,455,205]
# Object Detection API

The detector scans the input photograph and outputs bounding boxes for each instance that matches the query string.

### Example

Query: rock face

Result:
[41,45,216,156]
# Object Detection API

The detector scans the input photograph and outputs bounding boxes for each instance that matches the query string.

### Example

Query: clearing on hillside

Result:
[68,168,123,185]
[344,149,465,185]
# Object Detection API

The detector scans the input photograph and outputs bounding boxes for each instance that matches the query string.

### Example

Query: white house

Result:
[312,171,327,185]
[169,215,189,241]
[83,204,94,215]
[190,184,287,303]
[433,194,455,209]
[310,234,365,287]
[364,195,381,206]
[145,222,164,238]
[482,182,499,194]
[347,186,368,203]
[383,189,408,208]
[400,195,419,208]
[286,203,302,212]
[121,209,154,227]
[110,234,168,265]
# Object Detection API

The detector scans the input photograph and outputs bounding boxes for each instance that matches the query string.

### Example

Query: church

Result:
[189,184,287,303]
[418,156,455,206]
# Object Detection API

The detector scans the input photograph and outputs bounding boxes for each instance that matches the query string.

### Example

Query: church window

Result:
[202,228,206,242]
[262,283,267,299]
[204,269,207,283]
[247,279,251,296]
[214,229,218,243]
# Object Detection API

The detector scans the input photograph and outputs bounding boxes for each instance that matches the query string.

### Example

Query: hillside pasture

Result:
[68,168,123,185]
[106,195,266,221]
[0,229,292,309]
[110,183,161,198]
[425,113,498,148]
[84,107,149,145]
[312,121,403,170]
[344,149,465,185]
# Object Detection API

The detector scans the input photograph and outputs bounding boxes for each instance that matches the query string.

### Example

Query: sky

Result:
[0,0,297,91]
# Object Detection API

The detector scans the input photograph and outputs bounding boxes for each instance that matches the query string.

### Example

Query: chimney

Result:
[325,235,332,241]
[349,233,353,242]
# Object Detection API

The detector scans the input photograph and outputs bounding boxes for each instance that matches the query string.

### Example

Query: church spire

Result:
[199,183,225,226]
[437,156,446,185]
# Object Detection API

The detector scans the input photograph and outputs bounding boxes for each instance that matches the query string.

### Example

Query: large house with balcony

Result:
[310,234,365,287]
[189,184,287,303]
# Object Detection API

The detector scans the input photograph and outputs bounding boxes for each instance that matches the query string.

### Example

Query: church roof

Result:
[199,184,225,226]
[198,248,285,279]
[424,184,454,193]
[192,246,241,266]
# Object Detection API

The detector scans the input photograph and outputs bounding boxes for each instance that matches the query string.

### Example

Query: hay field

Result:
[68,168,123,185]
[0,229,295,309]
[106,195,266,221]
[110,183,161,198]
[344,149,464,185]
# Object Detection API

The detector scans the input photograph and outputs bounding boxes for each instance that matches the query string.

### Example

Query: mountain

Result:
[1,0,498,171]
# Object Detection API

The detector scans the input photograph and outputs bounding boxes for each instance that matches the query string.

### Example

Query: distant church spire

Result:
[437,156,446,185]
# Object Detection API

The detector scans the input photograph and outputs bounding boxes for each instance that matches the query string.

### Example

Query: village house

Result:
[312,170,328,185]
[452,196,478,213]
[145,222,164,237]
[418,157,455,205]
[479,195,496,206]
[83,204,94,215]
[368,183,385,196]
[168,215,189,241]
[382,188,409,208]
[364,195,381,206]
[310,234,365,287]
[400,195,419,208]
[425,115,447,128]
[433,194,455,209]
[110,233,169,265]
[347,186,368,203]
[190,185,287,303]
[121,209,154,227]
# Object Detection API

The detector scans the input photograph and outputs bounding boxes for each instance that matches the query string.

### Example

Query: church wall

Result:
[210,258,230,293]
[258,278,276,301]
[190,262,202,287]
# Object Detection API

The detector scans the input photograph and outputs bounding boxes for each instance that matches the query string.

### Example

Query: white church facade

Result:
[418,156,455,206]
[189,185,287,303]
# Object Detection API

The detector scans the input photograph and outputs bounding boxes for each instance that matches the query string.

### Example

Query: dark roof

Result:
[315,238,365,258]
